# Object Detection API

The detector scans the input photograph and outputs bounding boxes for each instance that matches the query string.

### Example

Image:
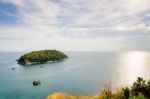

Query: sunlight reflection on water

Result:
[115,51,150,87]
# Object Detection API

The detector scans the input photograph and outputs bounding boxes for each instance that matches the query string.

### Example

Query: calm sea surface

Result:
[0,51,149,99]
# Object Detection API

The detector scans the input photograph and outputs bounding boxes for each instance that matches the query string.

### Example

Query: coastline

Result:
[17,59,65,65]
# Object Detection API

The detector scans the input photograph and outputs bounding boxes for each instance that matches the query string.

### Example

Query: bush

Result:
[122,87,130,99]
[137,93,146,99]
[131,77,150,98]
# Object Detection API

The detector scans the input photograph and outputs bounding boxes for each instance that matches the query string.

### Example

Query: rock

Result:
[40,66,44,68]
[32,80,41,86]
[11,67,15,70]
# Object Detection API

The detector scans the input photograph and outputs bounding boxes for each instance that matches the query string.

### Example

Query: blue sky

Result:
[0,0,149,51]
[0,3,18,25]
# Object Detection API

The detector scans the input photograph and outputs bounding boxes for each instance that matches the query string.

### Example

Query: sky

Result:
[0,0,150,51]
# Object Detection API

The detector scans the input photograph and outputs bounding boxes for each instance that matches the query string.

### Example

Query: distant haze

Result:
[0,0,149,51]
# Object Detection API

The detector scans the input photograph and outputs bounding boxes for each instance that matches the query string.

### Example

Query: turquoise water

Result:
[0,51,149,99]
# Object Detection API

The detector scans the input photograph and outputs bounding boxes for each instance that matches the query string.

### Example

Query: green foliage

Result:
[85,77,150,99]
[17,50,68,65]
[137,93,146,99]
[122,87,130,99]
[131,77,150,98]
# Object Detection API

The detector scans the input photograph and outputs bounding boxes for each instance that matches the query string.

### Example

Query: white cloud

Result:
[69,0,150,30]
[0,0,149,51]
[0,0,149,37]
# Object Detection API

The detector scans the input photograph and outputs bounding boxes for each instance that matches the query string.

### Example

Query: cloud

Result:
[67,0,150,30]
[0,0,149,51]
[0,0,149,38]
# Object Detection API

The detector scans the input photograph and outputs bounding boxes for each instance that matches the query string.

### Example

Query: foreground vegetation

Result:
[17,50,68,65]
[47,77,150,99]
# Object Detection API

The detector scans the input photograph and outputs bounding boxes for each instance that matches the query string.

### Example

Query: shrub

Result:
[122,87,130,99]
[131,77,150,98]
[137,93,146,99]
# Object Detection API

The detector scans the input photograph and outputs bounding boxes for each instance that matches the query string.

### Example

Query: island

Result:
[17,50,68,65]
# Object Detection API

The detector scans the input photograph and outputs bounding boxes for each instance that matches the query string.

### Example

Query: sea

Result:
[0,51,149,99]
